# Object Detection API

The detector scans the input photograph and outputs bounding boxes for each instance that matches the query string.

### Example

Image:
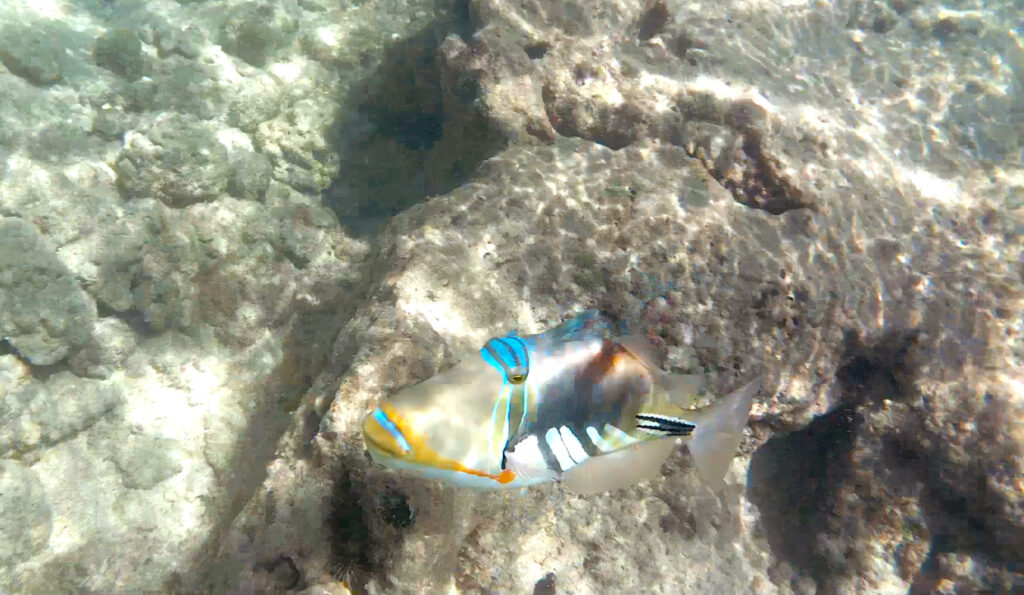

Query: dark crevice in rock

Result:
[753,328,1021,591]
[890,431,1024,591]
[451,0,476,42]
[299,408,323,459]
[669,30,702,62]
[326,13,507,231]
[378,486,415,529]
[838,329,1022,583]
[748,330,922,590]
[532,572,557,595]
[96,302,158,337]
[186,282,366,590]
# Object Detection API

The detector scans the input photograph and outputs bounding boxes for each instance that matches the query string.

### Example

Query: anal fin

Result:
[560,438,677,495]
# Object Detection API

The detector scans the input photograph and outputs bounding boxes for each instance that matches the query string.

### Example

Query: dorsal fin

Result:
[617,335,663,370]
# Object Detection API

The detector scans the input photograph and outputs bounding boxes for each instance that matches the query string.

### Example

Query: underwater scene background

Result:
[0,0,1021,592]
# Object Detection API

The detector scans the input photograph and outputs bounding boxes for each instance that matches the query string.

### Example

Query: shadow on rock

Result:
[749,324,1023,591]
[748,402,861,586]
[747,329,919,589]
[325,7,507,233]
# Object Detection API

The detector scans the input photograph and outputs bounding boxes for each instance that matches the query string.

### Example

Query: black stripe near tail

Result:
[635,414,696,437]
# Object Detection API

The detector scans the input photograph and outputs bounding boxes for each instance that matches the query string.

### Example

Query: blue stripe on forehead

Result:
[479,310,627,380]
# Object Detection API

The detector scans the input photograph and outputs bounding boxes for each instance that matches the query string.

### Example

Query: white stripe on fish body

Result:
[559,426,589,463]
[601,423,641,449]
[585,425,616,453]
[544,427,576,470]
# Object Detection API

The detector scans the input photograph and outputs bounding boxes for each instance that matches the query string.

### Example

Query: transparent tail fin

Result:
[690,377,760,490]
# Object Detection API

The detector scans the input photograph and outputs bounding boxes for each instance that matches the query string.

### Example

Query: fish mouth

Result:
[362,406,518,486]
[362,406,413,459]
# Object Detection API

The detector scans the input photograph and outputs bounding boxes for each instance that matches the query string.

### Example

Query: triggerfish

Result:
[362,310,759,494]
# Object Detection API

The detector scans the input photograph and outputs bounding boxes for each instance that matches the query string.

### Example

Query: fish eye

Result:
[507,368,527,384]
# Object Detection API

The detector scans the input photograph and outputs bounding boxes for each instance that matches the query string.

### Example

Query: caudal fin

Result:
[689,377,760,490]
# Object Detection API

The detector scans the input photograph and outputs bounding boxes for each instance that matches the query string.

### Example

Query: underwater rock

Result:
[110,431,183,490]
[254,97,341,199]
[0,459,52,565]
[218,1,298,67]
[227,73,285,133]
[228,149,273,202]
[69,316,139,379]
[0,364,122,457]
[0,23,66,85]
[94,29,145,81]
[0,218,95,366]
[303,0,1021,588]
[0,0,1017,592]
[115,114,230,207]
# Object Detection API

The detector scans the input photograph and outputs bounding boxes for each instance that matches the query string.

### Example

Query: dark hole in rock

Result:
[326,13,507,233]
[96,302,158,337]
[533,571,557,595]
[252,555,301,591]
[379,486,416,529]
[524,42,550,59]
[872,14,898,34]
[733,133,813,215]
[890,0,911,15]
[299,408,322,459]
[637,0,670,41]
[451,0,475,41]
[836,328,920,405]
[930,18,958,42]
[670,31,701,61]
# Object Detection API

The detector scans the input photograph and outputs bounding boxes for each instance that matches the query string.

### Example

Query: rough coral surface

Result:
[0,0,1019,592]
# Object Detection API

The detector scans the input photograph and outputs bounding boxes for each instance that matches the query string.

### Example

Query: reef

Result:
[0,0,1020,592]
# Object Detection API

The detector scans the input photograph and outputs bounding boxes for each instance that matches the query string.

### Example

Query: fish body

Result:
[362,310,758,493]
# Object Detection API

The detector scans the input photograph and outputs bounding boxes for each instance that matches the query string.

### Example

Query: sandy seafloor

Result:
[0,0,1021,593]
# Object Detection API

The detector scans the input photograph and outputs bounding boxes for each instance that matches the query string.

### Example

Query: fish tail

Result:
[689,377,760,490]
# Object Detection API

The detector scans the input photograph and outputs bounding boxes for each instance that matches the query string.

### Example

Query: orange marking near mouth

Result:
[376,403,518,485]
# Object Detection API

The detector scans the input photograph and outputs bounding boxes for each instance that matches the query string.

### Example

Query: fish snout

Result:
[362,406,413,459]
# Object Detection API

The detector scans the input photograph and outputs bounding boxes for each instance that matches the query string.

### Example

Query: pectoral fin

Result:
[560,437,678,495]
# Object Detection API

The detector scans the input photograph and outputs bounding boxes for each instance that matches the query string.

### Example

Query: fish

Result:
[362,310,759,494]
